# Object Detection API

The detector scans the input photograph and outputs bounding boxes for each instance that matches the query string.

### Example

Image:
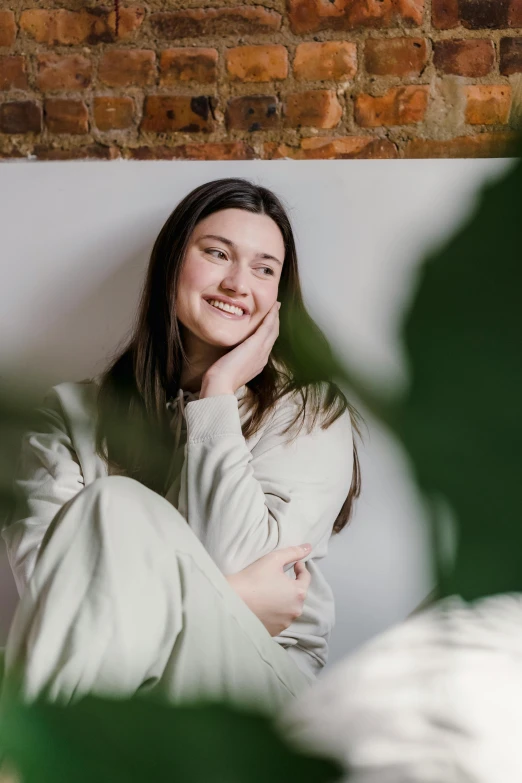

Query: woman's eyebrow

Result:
[198,233,282,266]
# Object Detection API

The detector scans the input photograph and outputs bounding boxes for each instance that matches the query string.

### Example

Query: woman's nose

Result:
[221,267,249,292]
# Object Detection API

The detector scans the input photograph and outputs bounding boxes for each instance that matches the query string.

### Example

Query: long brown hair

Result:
[94,177,362,534]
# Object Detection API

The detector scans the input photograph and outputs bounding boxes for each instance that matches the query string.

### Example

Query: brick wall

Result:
[0,0,521,161]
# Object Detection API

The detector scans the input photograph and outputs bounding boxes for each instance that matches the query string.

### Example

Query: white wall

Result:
[0,157,514,668]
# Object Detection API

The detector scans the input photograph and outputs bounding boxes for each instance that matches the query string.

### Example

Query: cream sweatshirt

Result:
[2,378,354,679]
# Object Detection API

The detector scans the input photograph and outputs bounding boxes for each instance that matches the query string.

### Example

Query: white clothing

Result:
[2,377,354,679]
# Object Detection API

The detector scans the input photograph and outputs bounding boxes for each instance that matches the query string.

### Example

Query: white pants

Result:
[2,476,314,715]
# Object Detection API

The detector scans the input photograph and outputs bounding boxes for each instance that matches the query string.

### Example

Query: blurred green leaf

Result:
[0,691,344,783]
[398,135,522,600]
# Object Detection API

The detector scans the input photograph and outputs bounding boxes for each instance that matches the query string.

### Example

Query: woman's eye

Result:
[206,249,227,260]
[205,250,274,276]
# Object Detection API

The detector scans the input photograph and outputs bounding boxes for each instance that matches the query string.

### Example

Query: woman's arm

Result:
[2,388,85,596]
[178,385,354,575]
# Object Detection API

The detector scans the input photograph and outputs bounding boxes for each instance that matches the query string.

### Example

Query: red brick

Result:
[99,49,156,87]
[434,1,522,28]
[288,0,423,35]
[432,0,459,28]
[263,136,398,159]
[20,7,144,46]
[459,0,510,29]
[93,96,134,130]
[141,95,213,133]
[510,0,522,26]
[150,7,281,39]
[126,142,255,160]
[365,37,428,76]
[225,95,279,130]
[293,41,357,80]
[45,99,89,134]
[464,85,512,125]
[0,101,41,133]
[0,11,16,47]
[107,6,145,39]
[33,144,120,160]
[404,132,520,157]
[433,39,495,77]
[500,37,522,74]
[355,85,428,127]
[0,56,28,90]
[284,89,342,128]
[36,54,92,91]
[159,48,218,84]
[226,45,288,82]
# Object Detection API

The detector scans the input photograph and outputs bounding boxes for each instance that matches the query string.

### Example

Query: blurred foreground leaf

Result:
[0,691,343,783]
[398,137,522,600]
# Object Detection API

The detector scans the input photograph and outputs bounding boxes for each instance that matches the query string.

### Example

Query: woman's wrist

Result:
[200,375,234,399]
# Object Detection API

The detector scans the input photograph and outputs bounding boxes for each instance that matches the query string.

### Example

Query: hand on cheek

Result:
[200,301,281,397]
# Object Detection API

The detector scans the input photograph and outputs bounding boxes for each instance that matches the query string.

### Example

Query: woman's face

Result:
[176,208,285,352]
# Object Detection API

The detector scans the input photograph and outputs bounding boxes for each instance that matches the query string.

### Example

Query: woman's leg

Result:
[3,476,314,714]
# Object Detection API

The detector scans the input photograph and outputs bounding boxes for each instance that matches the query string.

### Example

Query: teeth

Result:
[208,299,245,316]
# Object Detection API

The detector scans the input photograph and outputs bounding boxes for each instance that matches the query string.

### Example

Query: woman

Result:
[2,178,361,715]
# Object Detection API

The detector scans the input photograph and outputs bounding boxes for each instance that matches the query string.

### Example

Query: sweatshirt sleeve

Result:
[1,387,85,596]
[181,388,354,575]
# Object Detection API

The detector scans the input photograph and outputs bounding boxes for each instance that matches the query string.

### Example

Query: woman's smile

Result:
[203,297,250,321]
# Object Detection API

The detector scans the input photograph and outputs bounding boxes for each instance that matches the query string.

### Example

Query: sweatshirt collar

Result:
[166,384,248,412]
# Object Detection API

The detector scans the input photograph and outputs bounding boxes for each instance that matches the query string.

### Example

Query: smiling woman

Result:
[2,178,361,715]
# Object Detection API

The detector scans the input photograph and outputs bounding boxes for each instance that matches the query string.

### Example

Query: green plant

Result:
[0,688,343,783]
[398,143,522,601]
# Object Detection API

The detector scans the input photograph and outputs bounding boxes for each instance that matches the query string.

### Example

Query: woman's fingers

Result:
[246,303,279,354]
[294,561,311,606]
[276,544,311,567]
[294,560,311,588]
[260,309,279,348]
[262,302,280,328]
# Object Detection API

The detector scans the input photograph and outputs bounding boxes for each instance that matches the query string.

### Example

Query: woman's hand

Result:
[200,301,281,397]
[226,544,312,637]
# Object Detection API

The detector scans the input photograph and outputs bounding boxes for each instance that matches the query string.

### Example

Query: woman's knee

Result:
[39,477,133,546]
[79,475,188,538]
[33,476,190,590]
[88,474,142,496]
[78,475,157,514]
[40,476,192,569]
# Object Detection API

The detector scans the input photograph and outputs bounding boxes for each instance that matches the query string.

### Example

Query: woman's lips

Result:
[203,298,249,320]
